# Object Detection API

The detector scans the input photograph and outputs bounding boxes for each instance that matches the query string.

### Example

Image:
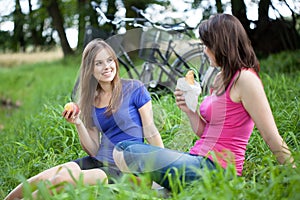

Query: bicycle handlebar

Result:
[91,1,111,23]
[131,6,195,32]
[131,6,156,25]
[91,1,195,34]
[91,1,146,28]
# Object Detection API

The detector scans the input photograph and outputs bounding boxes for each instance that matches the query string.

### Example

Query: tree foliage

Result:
[0,0,299,57]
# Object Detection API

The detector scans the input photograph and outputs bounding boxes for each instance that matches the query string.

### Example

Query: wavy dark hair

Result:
[198,14,260,95]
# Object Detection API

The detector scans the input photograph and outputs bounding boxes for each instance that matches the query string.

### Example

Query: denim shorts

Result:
[115,140,216,191]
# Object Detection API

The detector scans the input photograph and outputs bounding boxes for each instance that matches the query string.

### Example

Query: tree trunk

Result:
[27,0,43,51]
[215,0,223,13]
[77,0,87,51]
[231,0,250,33]
[250,0,300,57]
[258,0,270,22]
[13,0,26,52]
[43,0,74,56]
[77,0,98,51]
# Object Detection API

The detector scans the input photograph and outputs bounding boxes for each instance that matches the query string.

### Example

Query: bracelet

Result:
[74,119,82,126]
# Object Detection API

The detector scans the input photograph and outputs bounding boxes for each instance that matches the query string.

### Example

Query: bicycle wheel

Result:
[171,47,218,95]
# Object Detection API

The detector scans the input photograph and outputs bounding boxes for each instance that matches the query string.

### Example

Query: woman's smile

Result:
[102,69,113,77]
[93,49,117,82]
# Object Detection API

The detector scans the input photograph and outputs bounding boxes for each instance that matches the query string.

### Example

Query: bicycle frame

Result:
[138,26,206,86]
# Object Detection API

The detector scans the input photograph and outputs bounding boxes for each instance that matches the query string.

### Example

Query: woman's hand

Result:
[62,109,81,125]
[62,105,99,156]
[175,88,206,136]
[174,89,190,113]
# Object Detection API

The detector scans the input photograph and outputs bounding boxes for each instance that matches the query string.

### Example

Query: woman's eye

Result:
[95,62,102,66]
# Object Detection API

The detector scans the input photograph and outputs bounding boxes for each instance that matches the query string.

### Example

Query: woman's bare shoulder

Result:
[236,69,264,101]
[238,69,261,86]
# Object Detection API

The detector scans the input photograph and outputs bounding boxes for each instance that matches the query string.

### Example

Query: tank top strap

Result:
[226,68,258,93]
[226,70,241,92]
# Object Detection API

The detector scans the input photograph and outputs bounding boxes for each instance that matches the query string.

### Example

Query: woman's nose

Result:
[104,61,113,68]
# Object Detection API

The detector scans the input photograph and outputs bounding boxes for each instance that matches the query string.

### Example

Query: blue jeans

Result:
[115,141,216,191]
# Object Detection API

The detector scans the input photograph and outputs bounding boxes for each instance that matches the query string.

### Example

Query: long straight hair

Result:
[78,39,122,128]
[198,14,260,95]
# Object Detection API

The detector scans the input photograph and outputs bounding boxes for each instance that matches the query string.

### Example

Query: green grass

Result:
[0,50,299,199]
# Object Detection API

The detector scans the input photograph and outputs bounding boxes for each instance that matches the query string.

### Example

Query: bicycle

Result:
[72,2,219,99]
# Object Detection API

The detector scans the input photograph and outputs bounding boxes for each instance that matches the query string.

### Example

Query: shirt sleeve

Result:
[131,80,151,109]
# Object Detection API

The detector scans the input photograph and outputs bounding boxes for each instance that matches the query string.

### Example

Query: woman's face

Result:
[204,46,218,67]
[93,49,117,84]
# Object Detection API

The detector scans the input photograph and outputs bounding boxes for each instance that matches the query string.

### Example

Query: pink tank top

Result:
[190,69,255,176]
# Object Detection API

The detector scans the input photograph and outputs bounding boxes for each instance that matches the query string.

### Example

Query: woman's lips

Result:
[102,70,112,76]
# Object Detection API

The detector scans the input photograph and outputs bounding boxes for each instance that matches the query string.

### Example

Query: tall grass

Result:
[0,50,299,199]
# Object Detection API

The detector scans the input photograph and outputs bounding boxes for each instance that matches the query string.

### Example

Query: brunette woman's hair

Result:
[198,14,260,95]
[77,39,122,128]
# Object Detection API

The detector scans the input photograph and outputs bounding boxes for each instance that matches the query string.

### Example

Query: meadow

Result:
[0,50,299,199]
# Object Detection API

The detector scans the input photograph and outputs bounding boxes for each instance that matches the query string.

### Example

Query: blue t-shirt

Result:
[92,79,151,164]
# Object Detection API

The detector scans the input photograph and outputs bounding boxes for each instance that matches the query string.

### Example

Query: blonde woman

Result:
[5,39,163,199]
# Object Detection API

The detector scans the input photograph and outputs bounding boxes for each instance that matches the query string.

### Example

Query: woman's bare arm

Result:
[63,111,100,156]
[138,101,164,148]
[75,120,100,156]
[236,70,294,165]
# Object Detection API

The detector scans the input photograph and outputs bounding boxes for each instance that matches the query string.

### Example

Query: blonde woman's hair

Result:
[77,39,122,128]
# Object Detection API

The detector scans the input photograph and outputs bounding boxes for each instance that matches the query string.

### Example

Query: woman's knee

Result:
[50,173,68,186]
[113,141,141,172]
[83,169,108,184]
[113,141,162,173]
[113,145,130,172]
[62,162,81,171]
[49,162,82,184]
